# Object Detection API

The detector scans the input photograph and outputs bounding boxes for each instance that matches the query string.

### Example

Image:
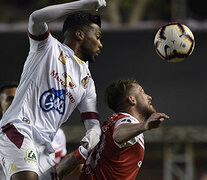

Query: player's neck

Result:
[125,108,145,123]
[63,40,85,61]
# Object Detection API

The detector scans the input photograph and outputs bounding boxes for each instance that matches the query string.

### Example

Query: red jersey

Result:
[80,112,145,180]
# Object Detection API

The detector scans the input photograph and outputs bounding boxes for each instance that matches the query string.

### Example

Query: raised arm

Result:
[28,0,106,36]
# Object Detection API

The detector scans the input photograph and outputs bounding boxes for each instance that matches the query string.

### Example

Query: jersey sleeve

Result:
[28,32,54,52]
[114,118,139,148]
[78,77,98,121]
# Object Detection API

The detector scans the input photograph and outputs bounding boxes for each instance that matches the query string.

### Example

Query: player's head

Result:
[62,11,103,63]
[105,78,156,119]
[0,81,18,115]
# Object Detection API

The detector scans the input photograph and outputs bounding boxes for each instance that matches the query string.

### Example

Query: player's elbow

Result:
[29,10,41,24]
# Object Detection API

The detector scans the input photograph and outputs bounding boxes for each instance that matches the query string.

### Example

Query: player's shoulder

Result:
[116,112,133,122]
[114,113,139,128]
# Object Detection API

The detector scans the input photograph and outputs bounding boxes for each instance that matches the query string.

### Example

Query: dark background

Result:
[0,28,206,126]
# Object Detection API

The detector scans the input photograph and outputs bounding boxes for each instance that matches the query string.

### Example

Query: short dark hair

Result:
[105,78,138,112]
[0,81,18,95]
[62,11,101,35]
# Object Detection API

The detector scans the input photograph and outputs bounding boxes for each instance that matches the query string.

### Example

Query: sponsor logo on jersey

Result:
[24,148,37,165]
[50,70,75,103]
[50,70,76,89]
[40,88,66,115]
[81,73,90,89]
[58,51,67,64]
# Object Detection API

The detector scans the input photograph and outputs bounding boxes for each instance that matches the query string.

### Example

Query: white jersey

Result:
[52,128,67,165]
[0,30,98,152]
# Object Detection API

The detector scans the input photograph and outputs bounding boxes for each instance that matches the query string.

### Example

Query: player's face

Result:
[80,23,103,63]
[0,87,16,115]
[131,83,156,118]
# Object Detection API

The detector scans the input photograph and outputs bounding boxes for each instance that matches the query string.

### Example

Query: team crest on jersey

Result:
[58,51,67,64]
[62,72,76,89]
[81,73,90,89]
[40,88,65,115]
[24,148,37,165]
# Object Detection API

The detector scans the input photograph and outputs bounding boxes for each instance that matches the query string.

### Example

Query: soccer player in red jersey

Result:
[57,78,169,180]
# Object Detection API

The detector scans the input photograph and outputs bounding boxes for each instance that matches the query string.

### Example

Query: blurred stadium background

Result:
[0,0,207,179]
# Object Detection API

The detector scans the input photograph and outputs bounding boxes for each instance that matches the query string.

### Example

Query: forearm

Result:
[113,123,147,144]
[28,0,105,35]
[29,1,86,35]
[57,152,81,180]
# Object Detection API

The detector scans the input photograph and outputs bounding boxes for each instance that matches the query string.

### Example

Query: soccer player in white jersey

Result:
[57,78,169,180]
[0,0,106,180]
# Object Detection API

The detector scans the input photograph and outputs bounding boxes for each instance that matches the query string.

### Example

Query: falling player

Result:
[0,0,106,179]
[57,78,169,180]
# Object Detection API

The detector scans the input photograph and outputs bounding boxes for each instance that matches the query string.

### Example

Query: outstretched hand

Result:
[145,113,169,130]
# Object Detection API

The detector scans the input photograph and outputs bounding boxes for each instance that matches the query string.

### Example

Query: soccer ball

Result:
[154,22,195,62]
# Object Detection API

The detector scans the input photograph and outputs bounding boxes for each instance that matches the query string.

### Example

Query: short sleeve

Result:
[28,30,54,52]
[114,118,140,148]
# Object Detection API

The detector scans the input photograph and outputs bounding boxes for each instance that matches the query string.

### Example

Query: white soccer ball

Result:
[154,23,195,62]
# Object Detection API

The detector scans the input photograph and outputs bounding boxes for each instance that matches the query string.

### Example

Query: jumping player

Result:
[0,0,106,179]
[57,78,169,180]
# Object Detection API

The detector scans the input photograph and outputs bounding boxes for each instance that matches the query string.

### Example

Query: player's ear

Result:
[75,30,85,41]
[128,96,136,105]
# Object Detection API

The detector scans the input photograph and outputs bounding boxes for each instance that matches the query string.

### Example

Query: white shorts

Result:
[0,123,57,180]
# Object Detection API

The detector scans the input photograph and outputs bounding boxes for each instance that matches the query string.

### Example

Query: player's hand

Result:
[80,129,100,151]
[81,0,106,11]
[145,113,169,130]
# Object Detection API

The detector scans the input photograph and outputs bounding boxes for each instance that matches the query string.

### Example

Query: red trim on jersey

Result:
[139,137,144,146]
[28,30,50,41]
[74,148,86,163]
[81,112,99,122]
[2,123,24,149]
